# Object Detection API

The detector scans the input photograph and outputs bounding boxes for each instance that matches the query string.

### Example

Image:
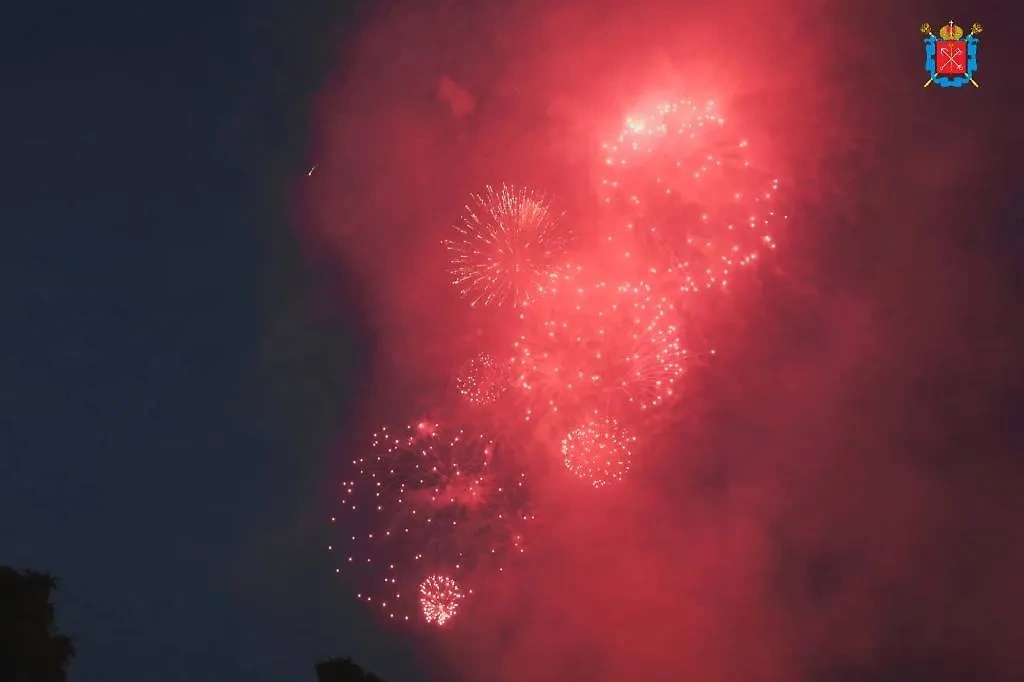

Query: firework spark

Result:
[445,185,573,308]
[419,574,464,626]
[600,99,786,293]
[331,422,532,623]
[561,415,636,488]
[511,275,689,418]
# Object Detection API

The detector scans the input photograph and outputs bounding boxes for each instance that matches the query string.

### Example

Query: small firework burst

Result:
[599,99,785,293]
[456,352,508,406]
[419,574,464,625]
[561,415,636,488]
[445,184,573,308]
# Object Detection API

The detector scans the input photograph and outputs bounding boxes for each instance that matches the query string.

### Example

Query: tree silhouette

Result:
[316,657,386,682]
[0,567,75,682]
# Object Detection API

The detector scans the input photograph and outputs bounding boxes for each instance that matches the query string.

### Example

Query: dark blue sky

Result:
[1,2,422,681]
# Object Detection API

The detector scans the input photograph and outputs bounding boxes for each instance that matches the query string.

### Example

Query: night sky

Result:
[2,2,418,681]
[3,2,1023,682]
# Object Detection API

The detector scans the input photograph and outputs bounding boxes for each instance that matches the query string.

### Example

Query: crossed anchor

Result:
[939,45,963,71]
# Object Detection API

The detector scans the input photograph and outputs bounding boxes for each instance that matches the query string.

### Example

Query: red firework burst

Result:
[511,275,689,418]
[444,184,573,308]
[456,352,508,406]
[330,422,532,623]
[419,574,464,626]
[599,99,786,293]
[561,415,636,488]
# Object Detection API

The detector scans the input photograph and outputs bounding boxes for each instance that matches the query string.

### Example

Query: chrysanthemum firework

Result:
[445,184,573,308]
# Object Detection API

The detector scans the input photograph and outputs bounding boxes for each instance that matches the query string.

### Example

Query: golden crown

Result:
[939,20,964,40]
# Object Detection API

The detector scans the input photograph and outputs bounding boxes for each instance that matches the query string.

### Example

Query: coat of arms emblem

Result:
[921,20,983,88]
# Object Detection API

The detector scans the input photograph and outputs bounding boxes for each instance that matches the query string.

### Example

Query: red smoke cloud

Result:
[305,0,1023,680]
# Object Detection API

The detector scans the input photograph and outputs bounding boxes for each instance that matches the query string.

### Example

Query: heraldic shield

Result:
[921,20,983,88]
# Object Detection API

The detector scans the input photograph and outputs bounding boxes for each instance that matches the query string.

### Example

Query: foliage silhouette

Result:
[0,567,75,682]
[316,657,387,682]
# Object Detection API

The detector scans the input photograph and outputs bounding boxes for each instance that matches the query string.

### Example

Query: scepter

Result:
[920,24,938,87]
[967,22,984,87]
